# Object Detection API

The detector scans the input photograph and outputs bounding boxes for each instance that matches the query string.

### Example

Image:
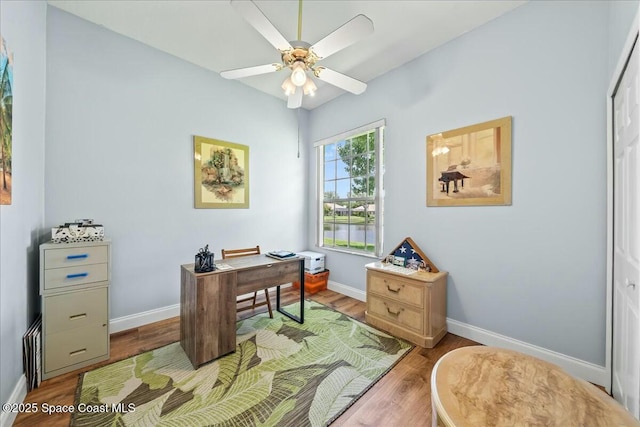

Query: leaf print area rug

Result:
[71,300,413,427]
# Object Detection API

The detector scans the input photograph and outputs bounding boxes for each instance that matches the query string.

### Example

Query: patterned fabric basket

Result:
[51,223,105,243]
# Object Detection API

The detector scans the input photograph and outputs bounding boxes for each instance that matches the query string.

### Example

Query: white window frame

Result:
[314,119,385,257]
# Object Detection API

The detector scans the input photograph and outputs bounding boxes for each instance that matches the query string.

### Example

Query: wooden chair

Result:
[221,245,273,318]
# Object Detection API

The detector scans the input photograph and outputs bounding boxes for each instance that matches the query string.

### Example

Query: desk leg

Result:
[276,258,305,323]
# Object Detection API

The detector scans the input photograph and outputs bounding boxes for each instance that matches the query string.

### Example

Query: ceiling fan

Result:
[220,0,374,109]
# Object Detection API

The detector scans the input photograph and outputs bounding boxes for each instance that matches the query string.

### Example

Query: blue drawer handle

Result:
[66,273,88,279]
[67,254,88,260]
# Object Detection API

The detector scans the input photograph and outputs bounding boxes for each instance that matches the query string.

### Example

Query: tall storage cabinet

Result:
[39,239,111,380]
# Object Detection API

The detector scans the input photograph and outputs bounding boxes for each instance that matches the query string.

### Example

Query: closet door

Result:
[612,37,640,419]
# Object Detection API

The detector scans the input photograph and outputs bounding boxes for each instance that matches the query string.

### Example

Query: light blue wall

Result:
[2,0,637,402]
[609,0,639,77]
[309,1,612,365]
[45,8,308,319]
[0,0,47,411]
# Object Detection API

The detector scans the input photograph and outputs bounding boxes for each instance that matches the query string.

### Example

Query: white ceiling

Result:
[47,0,527,110]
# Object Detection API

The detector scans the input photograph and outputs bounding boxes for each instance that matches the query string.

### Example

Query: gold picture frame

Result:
[426,116,512,207]
[194,135,249,209]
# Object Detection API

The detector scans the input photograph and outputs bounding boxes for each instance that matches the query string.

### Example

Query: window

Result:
[315,120,384,256]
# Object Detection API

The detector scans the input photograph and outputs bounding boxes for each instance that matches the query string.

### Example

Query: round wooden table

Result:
[431,346,640,427]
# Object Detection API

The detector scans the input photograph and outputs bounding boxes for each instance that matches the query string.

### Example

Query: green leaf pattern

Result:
[73,301,412,427]
[122,391,171,426]
[308,367,371,427]
[253,329,301,362]
[82,356,141,404]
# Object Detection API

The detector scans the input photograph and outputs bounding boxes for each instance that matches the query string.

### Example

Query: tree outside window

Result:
[319,123,384,255]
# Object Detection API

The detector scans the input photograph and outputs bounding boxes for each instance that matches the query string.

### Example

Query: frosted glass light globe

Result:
[291,63,307,87]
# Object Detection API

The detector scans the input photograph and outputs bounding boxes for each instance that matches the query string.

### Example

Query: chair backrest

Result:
[221,245,260,259]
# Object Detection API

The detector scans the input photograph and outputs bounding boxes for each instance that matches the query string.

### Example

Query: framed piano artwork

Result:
[426,116,512,207]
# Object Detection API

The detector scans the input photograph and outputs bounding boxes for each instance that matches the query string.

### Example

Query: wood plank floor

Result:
[13,288,478,427]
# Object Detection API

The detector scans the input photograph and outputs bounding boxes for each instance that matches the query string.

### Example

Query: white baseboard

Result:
[323,283,605,385]
[109,284,295,334]
[447,318,607,386]
[0,374,27,427]
[106,285,606,387]
[327,280,366,302]
[110,304,180,333]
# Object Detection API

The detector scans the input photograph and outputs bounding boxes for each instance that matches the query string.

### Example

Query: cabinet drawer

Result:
[44,323,108,373]
[236,261,300,294]
[368,272,424,308]
[44,264,108,290]
[368,295,424,333]
[44,245,108,269]
[44,287,107,335]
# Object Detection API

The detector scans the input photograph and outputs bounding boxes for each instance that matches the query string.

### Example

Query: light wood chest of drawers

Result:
[365,262,447,348]
[39,240,111,379]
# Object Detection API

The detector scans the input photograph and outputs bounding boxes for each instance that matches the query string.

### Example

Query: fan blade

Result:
[231,0,292,51]
[287,88,303,109]
[315,67,367,95]
[311,14,374,59]
[220,63,280,80]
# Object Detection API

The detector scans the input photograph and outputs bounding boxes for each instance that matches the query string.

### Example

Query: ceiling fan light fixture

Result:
[303,78,317,96]
[225,0,374,107]
[281,76,296,96]
[290,62,307,87]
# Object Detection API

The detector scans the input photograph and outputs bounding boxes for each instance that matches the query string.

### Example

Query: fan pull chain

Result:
[297,107,301,158]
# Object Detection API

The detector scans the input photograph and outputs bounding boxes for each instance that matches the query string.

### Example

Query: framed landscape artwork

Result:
[1,36,13,205]
[194,135,249,209]
[426,116,512,207]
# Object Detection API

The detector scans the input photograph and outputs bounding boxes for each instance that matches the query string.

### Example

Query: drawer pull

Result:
[66,272,89,279]
[385,305,404,316]
[266,264,273,268]
[386,285,402,293]
[67,254,89,260]
[69,313,87,320]
[69,348,87,357]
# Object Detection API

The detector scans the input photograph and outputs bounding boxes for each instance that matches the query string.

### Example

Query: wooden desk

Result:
[180,254,304,368]
[431,346,640,427]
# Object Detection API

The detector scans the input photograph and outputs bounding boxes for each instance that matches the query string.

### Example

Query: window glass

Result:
[317,123,384,256]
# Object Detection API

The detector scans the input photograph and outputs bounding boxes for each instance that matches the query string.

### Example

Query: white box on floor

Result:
[296,251,325,274]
